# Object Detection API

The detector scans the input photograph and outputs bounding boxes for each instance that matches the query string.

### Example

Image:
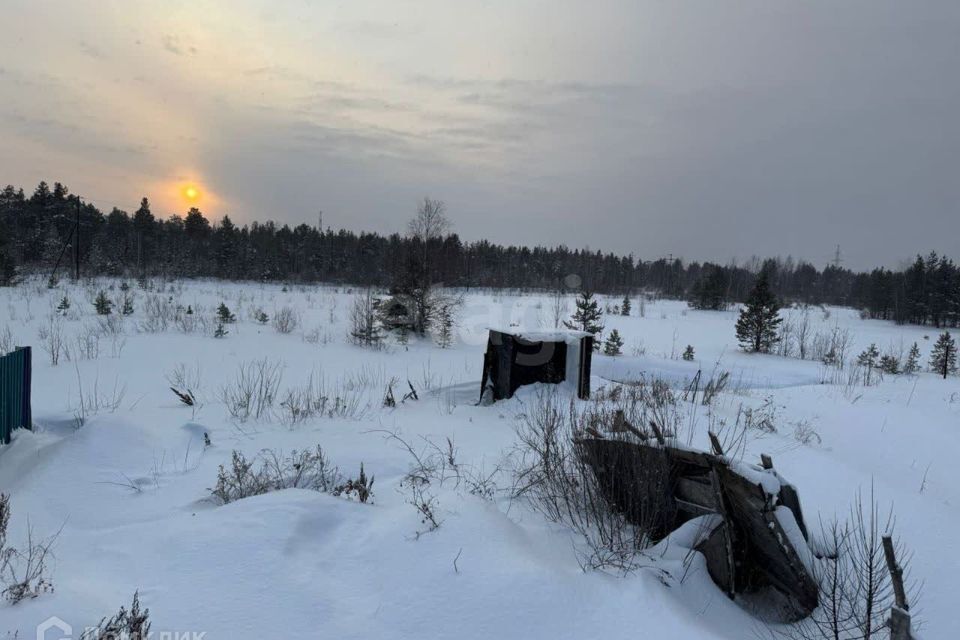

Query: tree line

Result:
[1,181,957,327]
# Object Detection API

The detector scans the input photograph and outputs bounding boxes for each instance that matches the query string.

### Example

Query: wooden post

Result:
[648,420,665,445]
[882,535,912,640]
[760,454,773,470]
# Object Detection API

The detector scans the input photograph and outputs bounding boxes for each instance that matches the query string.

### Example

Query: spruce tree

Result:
[56,295,71,314]
[564,291,604,336]
[603,329,624,356]
[903,342,921,374]
[434,302,455,349]
[621,296,631,316]
[929,331,957,379]
[216,302,236,324]
[214,321,228,339]
[682,345,695,361]
[735,272,782,353]
[121,294,134,316]
[94,290,113,315]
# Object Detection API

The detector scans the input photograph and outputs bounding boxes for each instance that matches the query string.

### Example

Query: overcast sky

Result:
[2,1,958,270]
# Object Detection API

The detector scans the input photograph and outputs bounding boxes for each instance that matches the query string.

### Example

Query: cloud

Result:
[161,34,197,56]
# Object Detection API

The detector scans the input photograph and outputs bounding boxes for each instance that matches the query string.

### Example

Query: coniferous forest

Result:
[1,180,958,328]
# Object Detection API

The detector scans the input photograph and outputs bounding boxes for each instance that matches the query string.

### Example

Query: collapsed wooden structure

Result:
[480,329,593,403]
[577,418,819,618]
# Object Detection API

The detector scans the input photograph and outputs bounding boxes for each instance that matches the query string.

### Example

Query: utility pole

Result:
[74,197,81,281]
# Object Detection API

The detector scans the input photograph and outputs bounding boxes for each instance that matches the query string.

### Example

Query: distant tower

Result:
[832,245,843,269]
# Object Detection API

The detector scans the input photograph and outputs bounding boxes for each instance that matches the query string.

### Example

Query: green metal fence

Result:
[0,346,32,445]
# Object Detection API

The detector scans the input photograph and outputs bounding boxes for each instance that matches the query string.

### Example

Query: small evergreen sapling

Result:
[94,290,113,315]
[433,301,455,349]
[857,343,881,383]
[214,321,228,339]
[903,342,921,374]
[121,294,134,316]
[879,354,900,375]
[621,296,631,316]
[216,302,236,324]
[564,290,604,336]
[603,329,624,356]
[56,295,70,314]
[929,331,957,379]
[856,344,880,369]
[682,345,695,361]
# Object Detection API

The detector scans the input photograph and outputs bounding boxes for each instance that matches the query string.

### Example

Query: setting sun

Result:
[182,184,201,203]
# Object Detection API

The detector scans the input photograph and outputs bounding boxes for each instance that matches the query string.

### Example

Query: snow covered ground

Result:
[1,278,958,639]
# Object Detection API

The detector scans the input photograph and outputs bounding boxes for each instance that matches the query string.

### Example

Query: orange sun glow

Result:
[182,184,201,202]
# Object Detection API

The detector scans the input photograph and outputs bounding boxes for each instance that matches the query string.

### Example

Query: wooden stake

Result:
[882,534,912,640]
[708,431,724,457]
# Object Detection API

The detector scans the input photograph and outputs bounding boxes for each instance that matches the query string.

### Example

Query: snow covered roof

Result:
[487,327,592,342]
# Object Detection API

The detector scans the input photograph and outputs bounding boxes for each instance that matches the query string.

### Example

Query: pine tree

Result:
[56,295,71,314]
[856,344,880,369]
[878,354,900,375]
[682,345,695,361]
[689,266,729,311]
[929,331,957,379]
[735,272,782,353]
[0,250,15,287]
[94,290,113,315]
[121,294,134,315]
[255,309,269,325]
[214,321,228,338]
[603,329,624,356]
[621,296,631,316]
[216,302,236,324]
[903,342,921,374]
[564,291,604,336]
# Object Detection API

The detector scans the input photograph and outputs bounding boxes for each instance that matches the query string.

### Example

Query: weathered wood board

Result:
[577,436,819,619]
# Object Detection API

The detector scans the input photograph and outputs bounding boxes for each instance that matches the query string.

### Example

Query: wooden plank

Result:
[708,465,736,599]
[675,477,717,510]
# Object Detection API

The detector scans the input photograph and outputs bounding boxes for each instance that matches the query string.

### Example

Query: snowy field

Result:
[1,278,958,639]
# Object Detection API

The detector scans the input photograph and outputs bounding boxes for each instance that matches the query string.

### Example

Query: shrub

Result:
[218,358,283,422]
[333,463,374,503]
[210,446,343,505]
[272,306,299,334]
[0,493,57,604]
[80,591,150,640]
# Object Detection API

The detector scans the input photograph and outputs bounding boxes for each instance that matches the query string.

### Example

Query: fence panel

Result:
[0,346,32,445]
